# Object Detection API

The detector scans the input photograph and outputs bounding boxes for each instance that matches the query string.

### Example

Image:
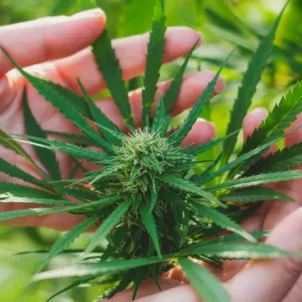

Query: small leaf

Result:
[163,41,199,114]
[141,202,162,258]
[77,79,121,145]
[221,187,294,202]
[207,170,302,191]
[84,200,132,254]
[33,255,173,280]
[141,0,166,126]
[243,82,302,154]
[92,29,133,126]
[192,203,256,242]
[22,88,61,180]
[36,216,99,273]
[161,175,224,207]
[169,48,235,145]
[223,3,288,163]
[179,257,231,302]
[247,142,302,175]
[187,129,241,157]
[16,136,108,162]
[152,98,170,136]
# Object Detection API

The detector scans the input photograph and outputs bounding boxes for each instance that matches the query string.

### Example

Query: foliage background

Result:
[0,0,301,301]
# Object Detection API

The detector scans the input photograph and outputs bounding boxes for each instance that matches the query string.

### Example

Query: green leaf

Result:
[163,41,199,114]
[220,187,294,202]
[223,3,288,164]
[45,131,97,146]
[141,0,166,126]
[0,183,55,199]
[201,132,285,184]
[141,202,162,258]
[36,216,99,273]
[33,255,173,280]
[152,98,170,136]
[161,175,224,207]
[77,79,121,146]
[243,81,302,154]
[248,142,302,175]
[207,170,302,191]
[92,29,133,126]
[179,257,231,302]
[0,195,121,221]
[0,158,46,188]
[22,88,61,180]
[16,136,108,162]
[0,47,113,154]
[181,242,298,259]
[169,48,235,145]
[187,129,241,157]
[192,203,256,242]
[84,200,132,254]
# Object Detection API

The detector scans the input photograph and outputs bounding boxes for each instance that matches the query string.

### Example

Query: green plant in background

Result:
[1,0,302,302]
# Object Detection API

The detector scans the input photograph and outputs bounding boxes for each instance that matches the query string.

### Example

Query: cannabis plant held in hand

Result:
[1,1,302,301]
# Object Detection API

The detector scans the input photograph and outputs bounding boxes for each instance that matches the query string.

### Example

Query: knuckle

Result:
[280,257,302,279]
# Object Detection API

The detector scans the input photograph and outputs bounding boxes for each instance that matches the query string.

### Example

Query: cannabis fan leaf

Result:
[0,1,300,302]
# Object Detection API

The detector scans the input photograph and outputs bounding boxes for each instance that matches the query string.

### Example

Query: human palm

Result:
[1,8,302,302]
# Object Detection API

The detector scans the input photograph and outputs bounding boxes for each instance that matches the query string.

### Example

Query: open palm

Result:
[1,9,302,302]
[0,8,223,230]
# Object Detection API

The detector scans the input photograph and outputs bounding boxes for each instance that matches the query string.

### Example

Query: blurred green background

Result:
[0,0,301,301]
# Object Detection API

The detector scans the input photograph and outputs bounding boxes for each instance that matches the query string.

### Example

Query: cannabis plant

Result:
[1,1,302,301]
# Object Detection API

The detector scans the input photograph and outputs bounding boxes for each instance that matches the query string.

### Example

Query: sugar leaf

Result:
[92,29,133,126]
[142,0,166,126]
[141,202,162,258]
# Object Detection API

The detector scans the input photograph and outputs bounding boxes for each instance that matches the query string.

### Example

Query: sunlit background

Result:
[0,0,301,301]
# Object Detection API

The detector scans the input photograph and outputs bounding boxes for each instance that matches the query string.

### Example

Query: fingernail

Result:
[72,8,104,19]
[250,107,268,119]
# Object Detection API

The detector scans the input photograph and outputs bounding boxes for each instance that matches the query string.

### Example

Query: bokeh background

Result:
[0,0,301,301]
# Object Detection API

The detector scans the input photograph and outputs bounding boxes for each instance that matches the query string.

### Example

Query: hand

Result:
[0,8,223,230]
[109,109,302,302]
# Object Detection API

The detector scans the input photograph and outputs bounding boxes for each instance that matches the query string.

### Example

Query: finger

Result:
[96,71,224,130]
[55,27,203,95]
[285,112,302,147]
[108,279,181,302]
[226,208,302,302]
[243,107,277,156]
[134,285,201,302]
[242,107,267,142]
[0,9,106,75]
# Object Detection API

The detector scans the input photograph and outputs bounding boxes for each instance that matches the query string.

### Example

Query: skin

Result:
[0,8,302,302]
